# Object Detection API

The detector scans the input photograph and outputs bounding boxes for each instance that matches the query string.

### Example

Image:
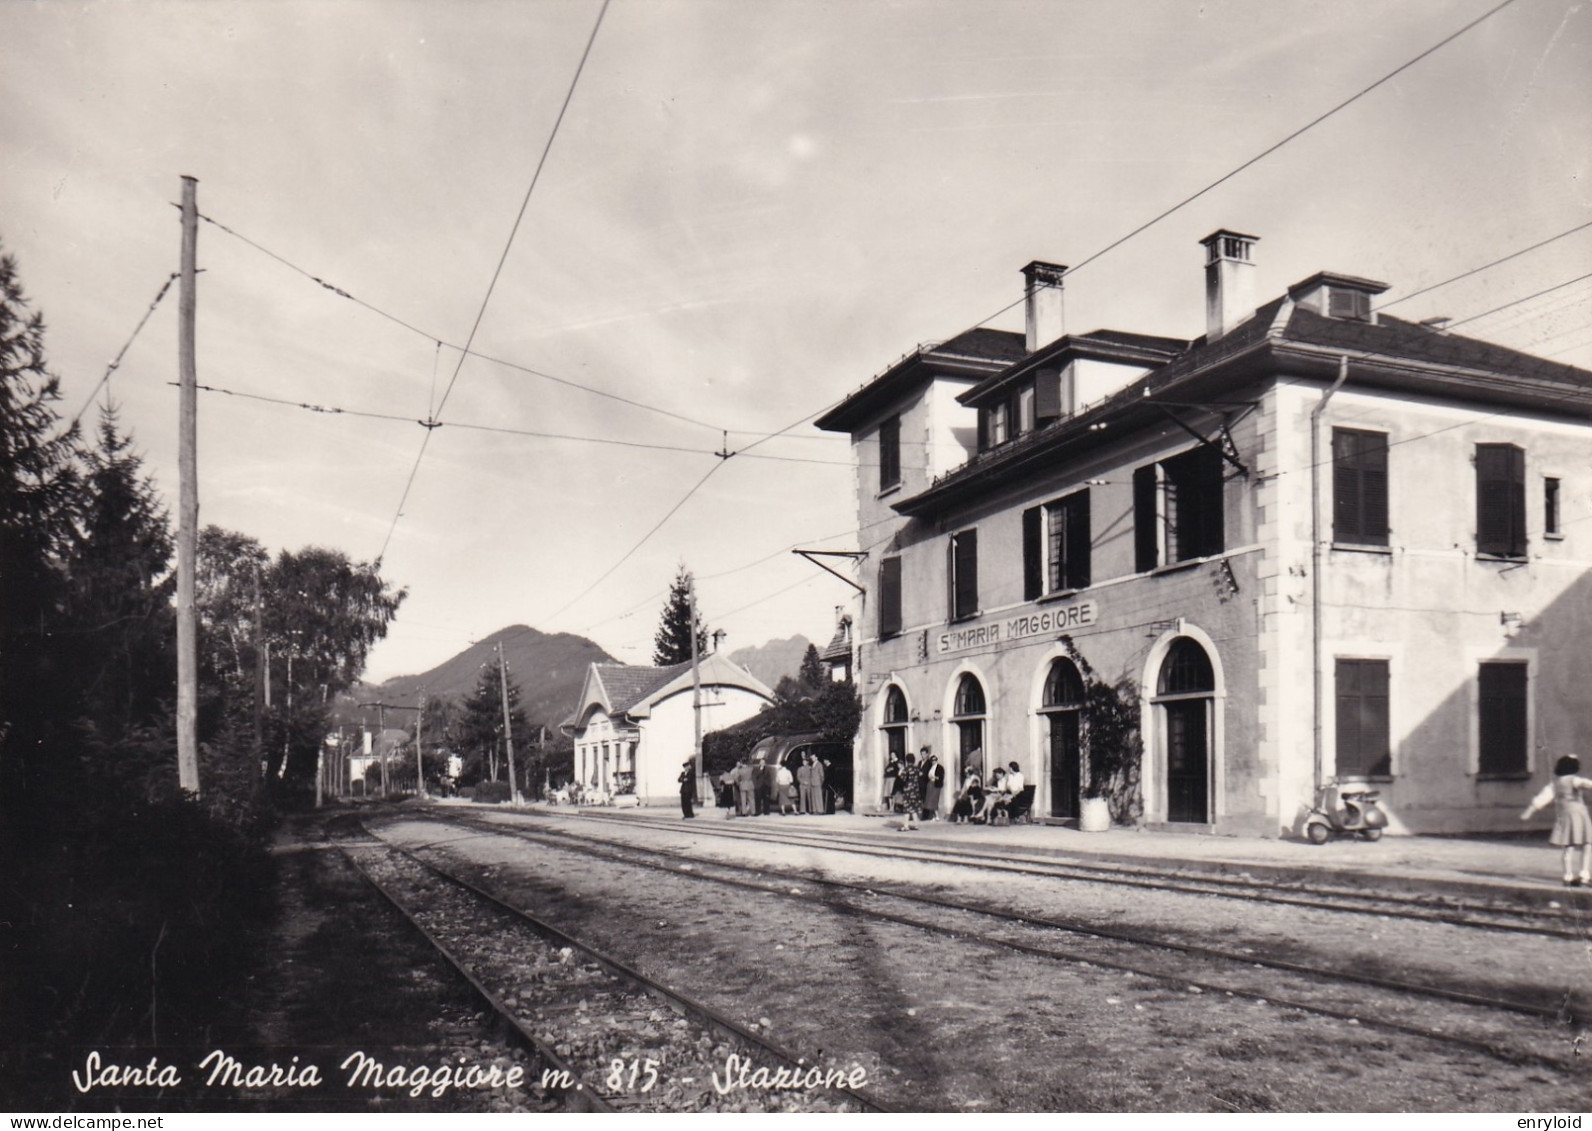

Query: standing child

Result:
[1520,755,1592,886]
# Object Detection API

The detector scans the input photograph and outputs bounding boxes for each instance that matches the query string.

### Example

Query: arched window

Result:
[1042,658,1085,710]
[1157,637,1214,696]
[951,673,987,776]
[884,686,909,725]
[1154,637,1215,823]
[880,685,909,764]
[1040,658,1085,819]
[954,673,986,718]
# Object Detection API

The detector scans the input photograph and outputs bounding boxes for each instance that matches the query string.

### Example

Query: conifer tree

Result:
[0,241,82,799]
[63,405,176,751]
[652,564,709,666]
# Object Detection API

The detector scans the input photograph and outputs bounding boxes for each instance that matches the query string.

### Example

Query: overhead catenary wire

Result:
[375,0,612,569]
[196,211,721,433]
[1375,220,1592,311]
[537,460,727,629]
[951,0,1525,335]
[182,379,860,466]
[64,271,180,434]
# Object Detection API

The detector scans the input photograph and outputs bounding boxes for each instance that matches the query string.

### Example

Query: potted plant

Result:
[1062,637,1143,832]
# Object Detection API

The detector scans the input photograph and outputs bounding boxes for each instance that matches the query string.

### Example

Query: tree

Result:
[192,531,405,796]
[653,563,709,666]
[0,241,82,796]
[61,406,176,753]
[799,643,826,690]
[453,662,528,788]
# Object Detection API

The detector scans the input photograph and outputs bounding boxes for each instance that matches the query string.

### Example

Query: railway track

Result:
[342,827,891,1113]
[378,809,1586,1073]
[565,809,1585,937]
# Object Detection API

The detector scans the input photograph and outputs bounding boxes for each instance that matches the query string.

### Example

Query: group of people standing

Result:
[883,747,1027,831]
[715,752,832,817]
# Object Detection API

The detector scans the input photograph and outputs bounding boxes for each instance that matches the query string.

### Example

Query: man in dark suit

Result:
[678,760,697,819]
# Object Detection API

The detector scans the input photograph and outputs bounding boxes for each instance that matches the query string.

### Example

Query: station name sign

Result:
[936,600,1098,655]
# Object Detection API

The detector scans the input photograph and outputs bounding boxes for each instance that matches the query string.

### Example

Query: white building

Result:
[563,654,773,805]
[816,231,1592,836]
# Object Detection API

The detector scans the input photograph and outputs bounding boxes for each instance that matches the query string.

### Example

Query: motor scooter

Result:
[1304,784,1388,844]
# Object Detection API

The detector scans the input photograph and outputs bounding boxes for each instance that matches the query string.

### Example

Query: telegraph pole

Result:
[175,174,200,795]
[690,587,702,786]
[497,642,521,805]
[415,691,426,798]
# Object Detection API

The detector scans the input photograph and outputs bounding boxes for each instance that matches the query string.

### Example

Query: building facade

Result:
[817,234,1591,837]
[562,654,773,805]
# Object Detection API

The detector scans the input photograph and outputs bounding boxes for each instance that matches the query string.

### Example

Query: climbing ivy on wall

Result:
[1059,635,1144,825]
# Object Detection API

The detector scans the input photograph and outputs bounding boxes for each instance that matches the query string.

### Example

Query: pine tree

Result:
[63,405,176,753]
[0,241,82,802]
[799,643,826,690]
[454,661,527,786]
[653,564,709,666]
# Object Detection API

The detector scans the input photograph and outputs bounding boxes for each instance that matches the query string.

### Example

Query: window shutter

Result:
[1022,506,1042,601]
[1033,367,1062,424]
[1478,662,1527,776]
[1134,464,1158,572]
[1333,429,1388,545]
[1476,443,1526,557]
[1068,490,1092,589]
[1335,659,1390,777]
[952,530,979,620]
[878,557,902,638]
[878,416,900,491]
[1193,444,1225,558]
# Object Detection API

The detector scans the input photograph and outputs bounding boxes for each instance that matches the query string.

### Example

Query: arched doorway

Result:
[1156,637,1214,824]
[952,673,987,778]
[1041,658,1084,819]
[881,685,909,765]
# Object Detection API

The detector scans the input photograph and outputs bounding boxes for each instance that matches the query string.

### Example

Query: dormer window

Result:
[987,401,1009,447]
[1329,288,1371,322]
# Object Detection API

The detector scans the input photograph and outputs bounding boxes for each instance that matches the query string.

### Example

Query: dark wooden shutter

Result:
[1335,659,1390,777]
[1067,490,1092,589]
[878,557,902,638]
[1168,445,1224,560]
[1022,506,1042,601]
[1477,663,1527,776]
[1033,367,1062,424]
[1333,429,1388,546]
[951,530,978,620]
[878,416,900,491]
[1134,464,1158,572]
[1476,443,1526,557]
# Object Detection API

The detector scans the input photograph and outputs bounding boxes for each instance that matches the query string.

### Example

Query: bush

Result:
[472,780,512,804]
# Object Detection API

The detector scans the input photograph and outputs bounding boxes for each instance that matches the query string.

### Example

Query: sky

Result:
[4,0,1589,681]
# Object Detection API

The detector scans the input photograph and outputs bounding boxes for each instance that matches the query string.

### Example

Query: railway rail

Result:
[567,809,1584,937]
[375,809,1586,1073]
[342,828,891,1113]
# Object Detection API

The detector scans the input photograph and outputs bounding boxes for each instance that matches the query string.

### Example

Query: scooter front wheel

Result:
[1306,821,1331,845]
[1362,827,1383,842]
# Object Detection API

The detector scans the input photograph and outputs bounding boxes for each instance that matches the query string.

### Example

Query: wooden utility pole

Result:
[690,586,702,785]
[497,642,520,805]
[415,692,426,798]
[376,702,388,796]
[175,174,201,795]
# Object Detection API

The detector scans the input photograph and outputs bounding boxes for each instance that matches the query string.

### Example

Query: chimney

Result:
[1200,230,1259,341]
[1022,261,1067,352]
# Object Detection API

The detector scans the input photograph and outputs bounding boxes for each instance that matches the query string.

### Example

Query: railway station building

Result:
[562,654,773,805]
[815,231,1591,837]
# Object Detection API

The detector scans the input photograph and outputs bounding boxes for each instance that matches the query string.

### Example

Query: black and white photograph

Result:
[2,0,1590,1119]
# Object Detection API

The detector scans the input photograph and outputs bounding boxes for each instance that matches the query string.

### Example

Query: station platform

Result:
[518,798,1585,909]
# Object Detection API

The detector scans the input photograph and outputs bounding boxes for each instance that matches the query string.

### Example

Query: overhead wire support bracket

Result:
[1149,401,1251,478]
[716,430,735,460]
[793,548,867,594]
